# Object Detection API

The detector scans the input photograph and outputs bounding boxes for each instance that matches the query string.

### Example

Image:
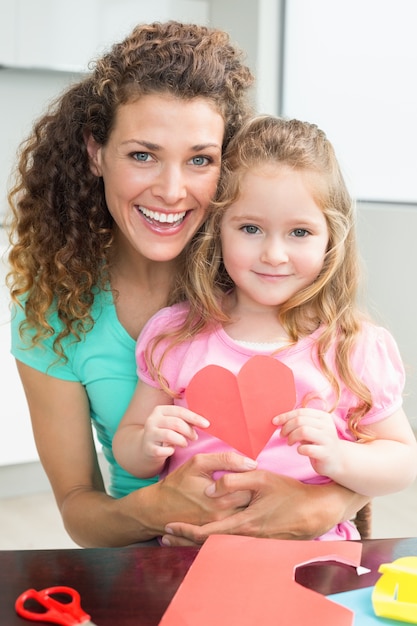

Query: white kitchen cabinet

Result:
[0,0,209,72]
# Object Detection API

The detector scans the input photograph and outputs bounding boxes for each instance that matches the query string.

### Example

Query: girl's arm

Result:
[328,408,417,496]
[15,361,252,548]
[112,380,209,478]
[276,407,417,497]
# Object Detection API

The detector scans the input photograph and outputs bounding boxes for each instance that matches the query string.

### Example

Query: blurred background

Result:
[1,0,416,547]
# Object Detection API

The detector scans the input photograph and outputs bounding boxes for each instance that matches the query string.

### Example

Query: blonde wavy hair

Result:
[147,115,372,438]
[6,21,254,359]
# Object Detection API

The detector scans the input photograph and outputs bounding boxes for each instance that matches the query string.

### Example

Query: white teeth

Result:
[139,207,186,224]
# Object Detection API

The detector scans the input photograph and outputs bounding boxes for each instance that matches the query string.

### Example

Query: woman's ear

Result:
[84,130,103,176]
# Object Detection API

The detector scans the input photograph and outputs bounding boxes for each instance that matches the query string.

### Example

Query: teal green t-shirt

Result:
[10,289,157,497]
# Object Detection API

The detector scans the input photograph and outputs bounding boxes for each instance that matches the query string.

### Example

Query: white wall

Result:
[0,69,86,466]
[0,228,36,464]
[0,0,209,71]
[0,69,81,222]
[357,203,417,429]
[282,0,417,204]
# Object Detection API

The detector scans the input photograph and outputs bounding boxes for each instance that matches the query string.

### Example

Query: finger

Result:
[272,410,295,426]
[160,531,202,547]
[198,487,252,510]
[165,507,256,541]
[283,423,325,446]
[168,407,211,429]
[147,408,209,433]
[274,408,331,428]
[190,452,258,477]
[154,427,197,448]
[278,415,312,439]
[163,522,210,545]
[150,443,176,458]
[146,418,201,446]
[204,469,261,498]
[290,424,338,448]
[296,442,329,460]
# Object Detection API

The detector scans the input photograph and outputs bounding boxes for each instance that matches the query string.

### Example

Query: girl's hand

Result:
[273,408,342,477]
[142,406,210,462]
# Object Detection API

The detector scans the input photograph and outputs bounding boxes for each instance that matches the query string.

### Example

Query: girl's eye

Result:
[132,152,152,162]
[292,228,309,238]
[190,155,211,166]
[242,225,260,235]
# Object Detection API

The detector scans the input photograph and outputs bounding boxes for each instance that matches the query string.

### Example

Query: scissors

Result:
[15,586,98,625]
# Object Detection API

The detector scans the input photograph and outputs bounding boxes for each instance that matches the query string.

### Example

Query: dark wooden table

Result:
[1,537,416,625]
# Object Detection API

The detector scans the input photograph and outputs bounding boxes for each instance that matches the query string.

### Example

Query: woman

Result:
[7,21,368,547]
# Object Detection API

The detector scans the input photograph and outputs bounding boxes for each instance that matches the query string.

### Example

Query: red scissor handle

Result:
[15,586,91,625]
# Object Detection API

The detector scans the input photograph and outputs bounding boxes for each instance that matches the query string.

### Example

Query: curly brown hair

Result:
[7,20,254,356]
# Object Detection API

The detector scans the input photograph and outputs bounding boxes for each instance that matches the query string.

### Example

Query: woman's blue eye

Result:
[242,225,259,234]
[191,156,210,166]
[133,152,150,162]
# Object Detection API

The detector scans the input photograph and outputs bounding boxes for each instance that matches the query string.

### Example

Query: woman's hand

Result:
[161,469,369,546]
[135,452,257,544]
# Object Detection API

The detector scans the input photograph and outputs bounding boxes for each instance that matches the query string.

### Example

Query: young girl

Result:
[113,116,417,540]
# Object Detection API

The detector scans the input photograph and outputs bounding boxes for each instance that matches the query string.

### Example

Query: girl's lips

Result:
[253,272,292,284]
[255,272,289,278]
[137,206,187,226]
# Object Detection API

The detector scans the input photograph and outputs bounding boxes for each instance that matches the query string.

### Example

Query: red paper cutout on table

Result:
[185,355,296,458]
[159,535,362,626]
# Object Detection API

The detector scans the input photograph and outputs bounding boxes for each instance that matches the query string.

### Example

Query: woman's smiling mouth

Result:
[138,206,187,226]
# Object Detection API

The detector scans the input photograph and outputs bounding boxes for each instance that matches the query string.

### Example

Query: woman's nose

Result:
[152,165,187,205]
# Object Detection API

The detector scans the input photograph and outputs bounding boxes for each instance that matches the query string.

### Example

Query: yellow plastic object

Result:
[372,556,417,623]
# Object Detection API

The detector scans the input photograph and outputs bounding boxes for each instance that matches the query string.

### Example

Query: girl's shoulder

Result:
[146,301,189,327]
[352,320,404,377]
[355,320,401,354]
[137,301,190,345]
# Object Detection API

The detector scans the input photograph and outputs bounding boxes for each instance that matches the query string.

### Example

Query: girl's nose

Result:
[152,166,187,205]
[260,238,289,265]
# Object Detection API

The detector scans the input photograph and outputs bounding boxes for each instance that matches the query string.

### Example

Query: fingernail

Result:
[161,536,171,546]
[243,458,257,469]
[205,483,216,496]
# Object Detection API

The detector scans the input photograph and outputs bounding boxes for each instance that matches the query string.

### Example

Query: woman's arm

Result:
[16,360,141,547]
[162,471,370,546]
[15,361,253,547]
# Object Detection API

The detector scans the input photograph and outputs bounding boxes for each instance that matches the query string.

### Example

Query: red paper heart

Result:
[185,355,296,458]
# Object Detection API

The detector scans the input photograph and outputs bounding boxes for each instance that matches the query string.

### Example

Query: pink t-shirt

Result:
[136,303,405,540]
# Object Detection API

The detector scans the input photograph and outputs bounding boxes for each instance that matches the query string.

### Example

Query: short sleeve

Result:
[10,300,78,381]
[353,324,405,424]
[135,303,189,389]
